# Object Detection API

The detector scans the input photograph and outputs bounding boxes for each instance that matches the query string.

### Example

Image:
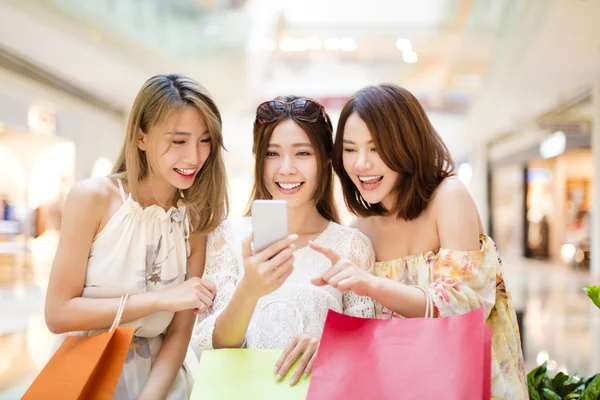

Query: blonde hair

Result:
[112,74,228,233]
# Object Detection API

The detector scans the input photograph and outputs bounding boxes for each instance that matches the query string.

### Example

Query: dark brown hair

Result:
[245,95,340,224]
[333,83,454,221]
[112,74,229,233]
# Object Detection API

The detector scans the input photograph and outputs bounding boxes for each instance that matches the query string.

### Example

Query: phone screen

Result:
[251,200,288,253]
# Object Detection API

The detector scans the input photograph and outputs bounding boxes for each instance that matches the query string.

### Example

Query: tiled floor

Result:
[0,245,599,399]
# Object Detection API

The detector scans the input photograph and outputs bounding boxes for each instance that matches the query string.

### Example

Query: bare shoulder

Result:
[64,177,116,212]
[432,176,471,202]
[431,177,478,216]
[431,177,482,249]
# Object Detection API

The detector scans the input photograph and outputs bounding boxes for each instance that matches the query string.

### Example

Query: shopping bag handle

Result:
[109,293,130,332]
[412,286,434,319]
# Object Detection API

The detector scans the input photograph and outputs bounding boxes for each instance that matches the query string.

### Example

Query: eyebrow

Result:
[268,142,313,148]
[343,139,373,144]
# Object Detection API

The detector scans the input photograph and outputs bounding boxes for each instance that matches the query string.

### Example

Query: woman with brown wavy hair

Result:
[192,95,375,386]
[310,83,527,399]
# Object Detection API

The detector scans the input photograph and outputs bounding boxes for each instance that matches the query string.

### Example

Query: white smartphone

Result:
[251,200,289,253]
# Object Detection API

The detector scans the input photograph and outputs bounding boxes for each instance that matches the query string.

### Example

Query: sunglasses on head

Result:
[255,99,325,124]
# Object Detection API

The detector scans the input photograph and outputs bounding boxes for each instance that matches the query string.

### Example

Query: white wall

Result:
[0,67,125,182]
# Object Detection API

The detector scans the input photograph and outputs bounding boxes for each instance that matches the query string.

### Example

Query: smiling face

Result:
[341,113,400,207]
[332,83,456,221]
[138,106,211,191]
[262,119,319,209]
[246,95,340,223]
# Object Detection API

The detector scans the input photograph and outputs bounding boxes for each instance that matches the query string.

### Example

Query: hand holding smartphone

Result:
[238,200,295,299]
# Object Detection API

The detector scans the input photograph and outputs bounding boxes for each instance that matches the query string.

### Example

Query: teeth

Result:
[359,175,382,182]
[176,168,195,176]
[278,182,302,190]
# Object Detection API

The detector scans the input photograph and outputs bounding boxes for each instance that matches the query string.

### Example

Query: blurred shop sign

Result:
[540,131,566,159]
[27,106,57,136]
[313,96,350,110]
[313,94,469,114]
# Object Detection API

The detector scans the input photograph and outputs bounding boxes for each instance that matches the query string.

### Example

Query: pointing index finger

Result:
[308,240,341,265]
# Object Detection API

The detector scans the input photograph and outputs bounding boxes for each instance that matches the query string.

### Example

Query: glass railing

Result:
[24,0,251,59]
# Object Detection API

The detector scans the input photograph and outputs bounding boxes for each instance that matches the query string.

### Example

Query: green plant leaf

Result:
[543,388,563,400]
[584,286,600,309]
[544,375,556,392]
[552,371,572,396]
[582,374,598,386]
[565,393,581,399]
[561,382,585,396]
[553,372,569,387]
[581,374,600,400]
[528,363,548,400]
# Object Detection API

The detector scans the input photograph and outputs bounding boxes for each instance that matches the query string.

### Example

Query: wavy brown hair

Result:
[245,95,340,224]
[333,83,454,221]
[112,74,228,233]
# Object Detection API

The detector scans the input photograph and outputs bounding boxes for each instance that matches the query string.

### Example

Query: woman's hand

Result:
[274,332,320,386]
[310,241,374,296]
[238,234,297,299]
[159,277,216,314]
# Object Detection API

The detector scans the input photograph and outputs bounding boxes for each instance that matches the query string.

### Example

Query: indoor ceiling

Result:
[1,0,599,159]
[3,0,520,115]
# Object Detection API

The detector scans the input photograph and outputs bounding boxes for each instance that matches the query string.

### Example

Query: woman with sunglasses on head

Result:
[309,84,527,399]
[191,96,375,386]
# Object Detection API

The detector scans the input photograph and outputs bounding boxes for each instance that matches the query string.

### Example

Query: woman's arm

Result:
[211,234,296,349]
[314,179,484,319]
[136,231,211,400]
[275,231,378,387]
[191,225,296,354]
[45,179,213,334]
[369,180,484,317]
[311,242,432,318]
[45,180,162,333]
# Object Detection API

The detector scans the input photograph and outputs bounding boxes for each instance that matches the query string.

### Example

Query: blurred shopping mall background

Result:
[1,0,599,398]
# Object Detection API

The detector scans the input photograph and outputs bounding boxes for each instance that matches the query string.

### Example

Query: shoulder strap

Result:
[116,179,127,203]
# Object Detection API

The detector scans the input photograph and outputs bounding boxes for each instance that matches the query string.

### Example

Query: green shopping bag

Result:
[191,349,310,400]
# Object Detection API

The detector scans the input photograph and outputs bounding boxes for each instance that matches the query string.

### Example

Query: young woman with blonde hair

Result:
[45,74,228,399]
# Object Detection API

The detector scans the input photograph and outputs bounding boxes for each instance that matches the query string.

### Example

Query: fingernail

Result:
[303,373,308,379]
[289,378,296,385]
[273,366,279,373]
[276,374,282,381]
[289,234,298,240]
[289,244,296,249]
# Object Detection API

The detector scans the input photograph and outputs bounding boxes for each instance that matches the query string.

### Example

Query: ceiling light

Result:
[340,38,356,52]
[539,131,566,159]
[396,38,412,52]
[307,37,322,50]
[324,37,341,51]
[279,37,307,52]
[403,50,418,63]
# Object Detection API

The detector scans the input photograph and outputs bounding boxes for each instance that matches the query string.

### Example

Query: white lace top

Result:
[191,217,375,355]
